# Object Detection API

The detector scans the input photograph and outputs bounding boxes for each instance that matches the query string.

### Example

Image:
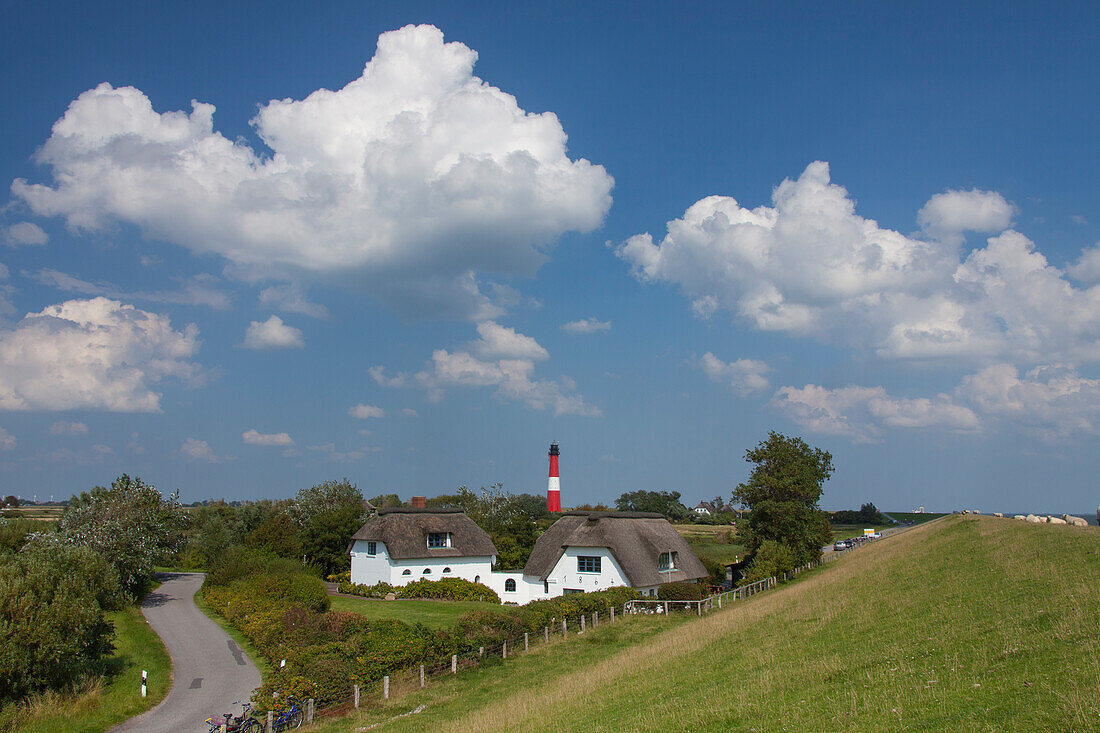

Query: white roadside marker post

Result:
[141,670,147,698]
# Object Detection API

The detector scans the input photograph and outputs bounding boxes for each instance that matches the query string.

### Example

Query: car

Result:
[833,540,847,551]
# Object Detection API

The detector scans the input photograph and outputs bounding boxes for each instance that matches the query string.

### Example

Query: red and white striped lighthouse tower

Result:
[547,441,562,512]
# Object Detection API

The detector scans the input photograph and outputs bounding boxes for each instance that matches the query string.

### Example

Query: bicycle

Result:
[205,700,262,733]
[270,696,304,731]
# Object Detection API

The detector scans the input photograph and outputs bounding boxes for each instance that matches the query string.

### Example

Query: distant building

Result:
[693,501,715,515]
[348,508,707,603]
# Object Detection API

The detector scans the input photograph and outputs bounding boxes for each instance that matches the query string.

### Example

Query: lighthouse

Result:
[547,441,562,512]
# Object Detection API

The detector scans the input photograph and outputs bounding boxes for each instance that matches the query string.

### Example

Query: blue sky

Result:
[1,1,1097,513]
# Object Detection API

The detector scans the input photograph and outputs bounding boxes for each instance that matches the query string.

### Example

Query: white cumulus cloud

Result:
[13,25,613,320]
[0,297,201,412]
[700,352,771,395]
[0,426,15,450]
[258,284,329,319]
[242,315,304,349]
[561,317,611,334]
[349,404,385,419]
[180,437,217,462]
[49,421,88,435]
[618,161,1100,365]
[956,363,1100,440]
[917,188,1016,241]
[471,321,549,361]
[369,365,407,388]
[774,383,980,444]
[242,429,294,446]
[3,222,48,246]
[1067,243,1100,285]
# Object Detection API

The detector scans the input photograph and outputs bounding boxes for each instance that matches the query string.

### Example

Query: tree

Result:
[293,479,367,575]
[368,493,402,509]
[733,432,834,566]
[44,475,185,599]
[3,495,19,508]
[0,543,123,702]
[614,490,689,520]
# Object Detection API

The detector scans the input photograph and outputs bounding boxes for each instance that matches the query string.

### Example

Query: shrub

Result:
[339,577,500,604]
[0,544,123,702]
[657,582,703,600]
[740,540,796,585]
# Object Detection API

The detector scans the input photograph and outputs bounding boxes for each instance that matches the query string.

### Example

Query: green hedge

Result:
[657,582,703,600]
[338,577,501,604]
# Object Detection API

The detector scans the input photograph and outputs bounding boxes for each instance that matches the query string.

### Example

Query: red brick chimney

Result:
[411,496,426,508]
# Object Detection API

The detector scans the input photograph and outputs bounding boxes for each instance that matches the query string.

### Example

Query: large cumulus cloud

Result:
[0,297,201,411]
[618,162,1100,364]
[12,24,613,320]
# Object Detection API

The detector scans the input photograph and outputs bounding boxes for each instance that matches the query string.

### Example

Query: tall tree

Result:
[293,479,367,574]
[614,490,689,519]
[733,432,834,565]
[44,475,185,599]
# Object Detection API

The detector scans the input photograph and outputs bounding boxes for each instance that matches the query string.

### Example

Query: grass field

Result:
[1,505,63,522]
[674,523,745,567]
[329,595,513,628]
[0,604,171,733]
[306,515,1099,732]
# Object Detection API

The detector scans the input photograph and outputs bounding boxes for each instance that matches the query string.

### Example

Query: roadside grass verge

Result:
[310,515,1098,732]
[194,584,273,680]
[328,596,514,629]
[0,605,171,733]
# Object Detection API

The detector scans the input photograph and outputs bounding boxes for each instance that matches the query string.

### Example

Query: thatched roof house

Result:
[349,507,498,560]
[524,511,708,588]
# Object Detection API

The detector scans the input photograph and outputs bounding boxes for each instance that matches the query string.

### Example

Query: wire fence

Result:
[226,524,923,730]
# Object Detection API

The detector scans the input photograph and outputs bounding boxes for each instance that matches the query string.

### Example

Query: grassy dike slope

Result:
[321,515,1099,732]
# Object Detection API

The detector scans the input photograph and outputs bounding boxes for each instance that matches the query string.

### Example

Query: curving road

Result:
[111,573,262,733]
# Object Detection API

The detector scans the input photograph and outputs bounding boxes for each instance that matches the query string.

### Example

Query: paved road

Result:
[111,573,261,733]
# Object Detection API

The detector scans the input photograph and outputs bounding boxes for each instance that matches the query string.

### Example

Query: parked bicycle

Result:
[270,696,304,731]
[204,700,262,733]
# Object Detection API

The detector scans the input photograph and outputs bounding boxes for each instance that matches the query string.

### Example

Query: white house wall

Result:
[349,540,493,587]
[545,547,629,594]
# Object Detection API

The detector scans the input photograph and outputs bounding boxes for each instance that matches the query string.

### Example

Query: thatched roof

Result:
[523,511,708,586]
[349,507,497,560]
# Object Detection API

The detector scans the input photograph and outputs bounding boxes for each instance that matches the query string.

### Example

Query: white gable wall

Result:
[545,546,629,594]
[350,540,493,587]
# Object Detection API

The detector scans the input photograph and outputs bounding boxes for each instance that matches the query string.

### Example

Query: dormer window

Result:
[427,532,450,548]
[366,541,377,556]
[658,551,679,572]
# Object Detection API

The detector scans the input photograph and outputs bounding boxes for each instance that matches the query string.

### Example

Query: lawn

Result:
[308,515,1099,731]
[1,604,171,733]
[329,595,515,629]
[674,523,745,567]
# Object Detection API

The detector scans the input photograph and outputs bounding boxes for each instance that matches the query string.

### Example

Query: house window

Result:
[505,579,516,592]
[544,580,549,594]
[423,568,431,575]
[658,552,678,572]
[366,541,377,556]
[474,575,480,584]
[402,569,411,575]
[427,532,449,548]
[563,588,582,595]
[443,567,452,574]
[577,556,601,574]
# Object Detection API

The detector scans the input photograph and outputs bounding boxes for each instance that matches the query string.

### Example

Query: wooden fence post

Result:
[580,615,585,633]
[354,684,360,709]
[383,675,390,700]
[664,600,669,615]
[420,664,426,687]
[544,626,549,643]
[562,618,567,638]
[307,698,314,723]
[502,640,507,659]
[479,646,484,657]
[451,654,457,674]
[267,710,273,733]
[593,612,598,628]
[524,632,529,651]
[610,606,615,622]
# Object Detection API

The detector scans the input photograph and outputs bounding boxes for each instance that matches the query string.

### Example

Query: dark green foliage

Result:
[369,493,402,508]
[428,485,551,570]
[0,517,44,555]
[740,540,797,584]
[657,582,703,600]
[0,544,123,702]
[615,490,690,520]
[339,577,501,604]
[2,496,18,508]
[831,502,888,525]
[733,432,834,565]
[247,510,302,558]
[206,546,308,586]
[293,479,367,575]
